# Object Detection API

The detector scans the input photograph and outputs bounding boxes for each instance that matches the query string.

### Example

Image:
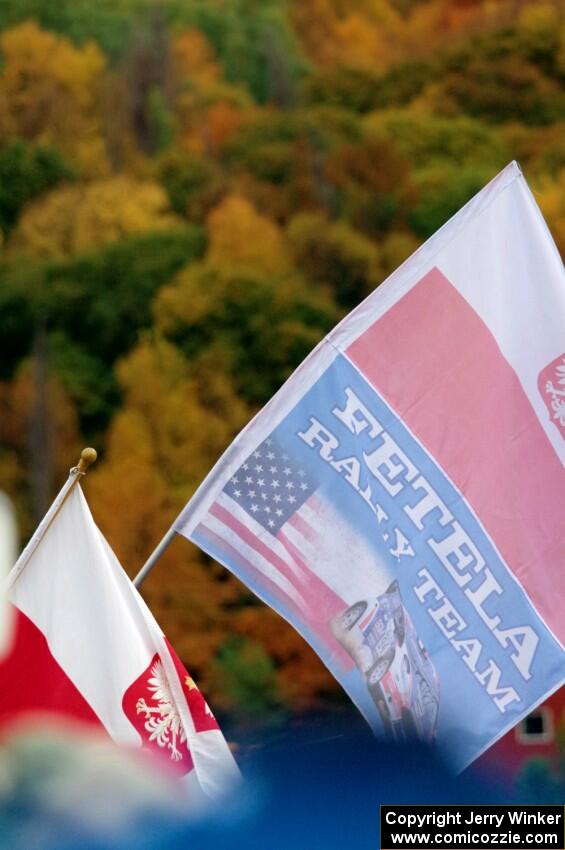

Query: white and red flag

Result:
[0,479,240,805]
[173,162,565,771]
[0,492,17,657]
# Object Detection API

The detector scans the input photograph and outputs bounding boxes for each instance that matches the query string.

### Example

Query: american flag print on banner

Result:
[212,436,319,610]
[193,435,380,672]
[176,162,565,771]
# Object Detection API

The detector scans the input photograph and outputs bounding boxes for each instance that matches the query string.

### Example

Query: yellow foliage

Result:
[172,29,222,89]
[518,2,560,42]
[535,169,565,259]
[85,337,251,696]
[9,365,82,488]
[206,195,291,274]
[332,13,394,72]
[9,177,180,260]
[87,409,169,568]
[0,22,108,176]
[516,3,565,78]
[378,230,421,280]
[111,338,249,509]
[86,401,243,697]
[290,0,401,69]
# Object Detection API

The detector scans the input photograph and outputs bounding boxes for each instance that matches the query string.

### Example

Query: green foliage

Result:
[409,164,495,239]
[364,109,510,172]
[0,142,74,236]
[212,635,287,721]
[366,20,565,125]
[225,110,327,177]
[0,261,39,380]
[440,55,565,125]
[223,109,354,219]
[1,0,564,721]
[58,227,205,362]
[325,133,413,235]
[156,263,339,404]
[287,211,381,307]
[429,23,565,126]
[0,0,144,59]
[169,0,308,104]
[303,66,384,113]
[503,123,565,178]
[0,226,204,432]
[47,331,121,433]
[157,151,225,219]
[146,87,175,153]
[371,59,436,109]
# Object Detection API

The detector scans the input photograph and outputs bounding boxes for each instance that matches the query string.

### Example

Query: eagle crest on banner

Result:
[122,652,194,775]
[135,660,187,762]
[538,353,565,438]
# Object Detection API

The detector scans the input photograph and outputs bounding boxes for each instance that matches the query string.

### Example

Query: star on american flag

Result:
[224,438,314,533]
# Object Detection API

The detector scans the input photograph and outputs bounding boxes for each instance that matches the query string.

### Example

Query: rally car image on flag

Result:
[331,581,440,743]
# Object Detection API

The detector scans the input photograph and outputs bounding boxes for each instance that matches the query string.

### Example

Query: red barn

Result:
[478,688,565,779]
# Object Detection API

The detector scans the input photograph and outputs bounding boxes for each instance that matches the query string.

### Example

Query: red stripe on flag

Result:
[210,502,305,590]
[347,267,565,644]
[198,519,306,618]
[201,509,354,671]
[276,530,354,670]
[286,511,319,545]
[0,606,104,730]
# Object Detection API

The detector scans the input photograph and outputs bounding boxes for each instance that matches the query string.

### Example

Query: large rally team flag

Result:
[0,483,240,804]
[174,162,565,771]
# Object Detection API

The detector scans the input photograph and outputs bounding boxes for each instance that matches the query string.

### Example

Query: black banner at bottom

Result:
[381,805,565,849]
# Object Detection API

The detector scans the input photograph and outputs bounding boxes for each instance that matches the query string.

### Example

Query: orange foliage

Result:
[291,0,538,69]
[172,29,222,89]
[171,28,250,155]
[0,365,81,538]
[204,101,245,150]
[232,606,338,709]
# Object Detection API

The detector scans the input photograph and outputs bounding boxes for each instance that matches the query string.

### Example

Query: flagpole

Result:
[6,447,97,589]
[133,526,176,589]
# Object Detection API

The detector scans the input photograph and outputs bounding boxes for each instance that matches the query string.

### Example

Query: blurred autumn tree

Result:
[0,0,563,725]
[0,21,109,176]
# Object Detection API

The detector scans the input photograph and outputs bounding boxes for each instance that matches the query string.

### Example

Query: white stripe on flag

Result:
[216,492,307,579]
[200,511,309,611]
[281,499,392,603]
[10,489,153,744]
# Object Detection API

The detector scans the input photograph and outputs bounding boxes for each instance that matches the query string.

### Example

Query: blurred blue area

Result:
[0,709,506,850]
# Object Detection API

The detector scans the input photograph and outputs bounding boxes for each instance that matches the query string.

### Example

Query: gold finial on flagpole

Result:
[77,447,97,474]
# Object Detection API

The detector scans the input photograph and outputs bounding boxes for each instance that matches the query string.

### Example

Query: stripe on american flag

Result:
[202,496,310,610]
[196,493,354,669]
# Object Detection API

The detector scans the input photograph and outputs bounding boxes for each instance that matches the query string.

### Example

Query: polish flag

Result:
[0,491,17,657]
[0,482,240,806]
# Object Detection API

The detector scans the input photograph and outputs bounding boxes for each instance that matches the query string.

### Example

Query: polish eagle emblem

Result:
[538,354,565,439]
[135,660,187,762]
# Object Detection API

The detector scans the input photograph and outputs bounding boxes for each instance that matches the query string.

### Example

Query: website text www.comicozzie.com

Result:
[386,829,558,845]
[380,806,565,850]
